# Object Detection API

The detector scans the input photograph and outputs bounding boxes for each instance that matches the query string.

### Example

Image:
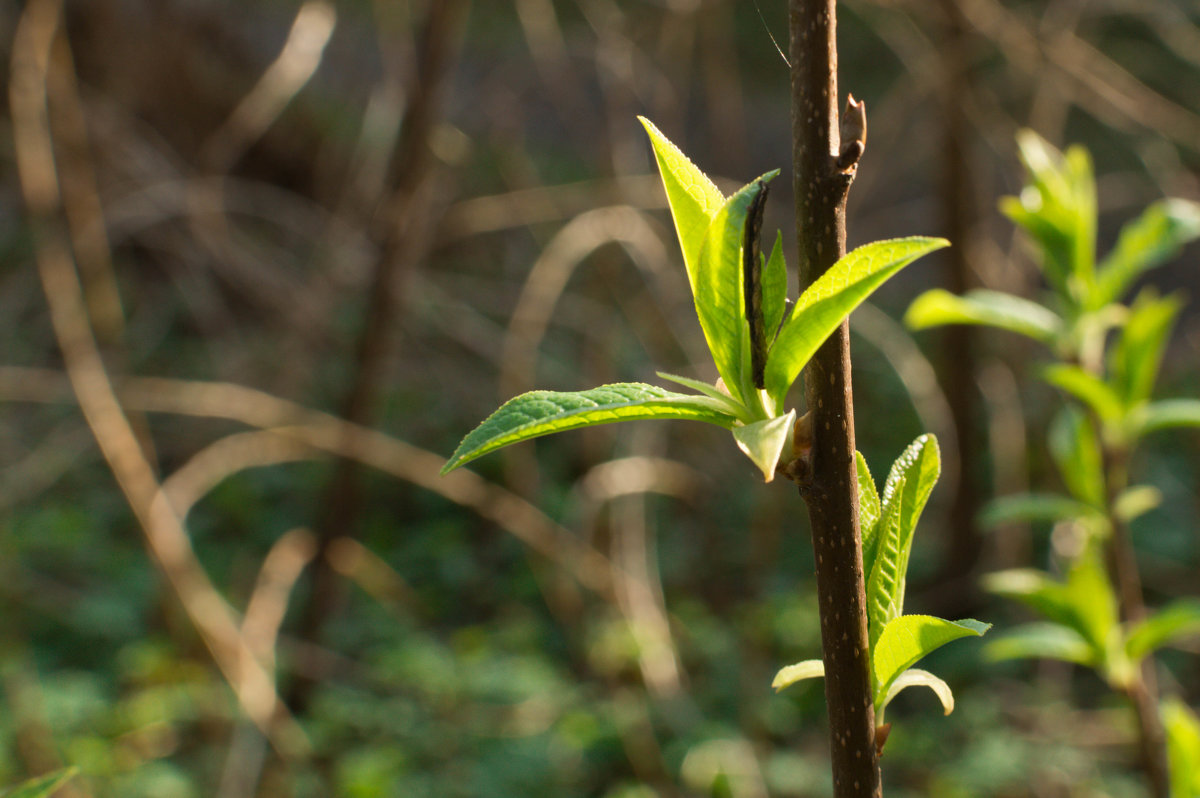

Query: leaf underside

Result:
[442,383,736,473]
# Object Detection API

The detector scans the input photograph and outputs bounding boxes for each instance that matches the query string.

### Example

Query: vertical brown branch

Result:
[788,2,880,796]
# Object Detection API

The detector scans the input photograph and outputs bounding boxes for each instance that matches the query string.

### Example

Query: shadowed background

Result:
[1,0,1198,795]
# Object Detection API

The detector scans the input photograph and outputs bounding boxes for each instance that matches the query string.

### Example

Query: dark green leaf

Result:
[442,383,737,473]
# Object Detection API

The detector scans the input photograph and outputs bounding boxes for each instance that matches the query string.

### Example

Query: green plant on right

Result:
[907,130,1200,796]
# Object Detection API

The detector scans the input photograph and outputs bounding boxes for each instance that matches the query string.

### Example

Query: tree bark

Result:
[788,2,881,796]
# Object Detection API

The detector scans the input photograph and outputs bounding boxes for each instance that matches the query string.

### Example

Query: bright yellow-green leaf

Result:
[639,116,725,289]
[904,288,1064,344]
[764,237,948,405]
[872,615,989,709]
[880,668,955,716]
[772,659,825,692]
[695,178,775,403]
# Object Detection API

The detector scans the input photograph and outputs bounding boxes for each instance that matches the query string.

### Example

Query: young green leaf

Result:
[764,237,949,405]
[2,769,77,798]
[979,493,1105,529]
[1125,599,1200,662]
[983,622,1096,666]
[857,450,882,574]
[772,659,826,692]
[1094,198,1200,308]
[904,288,1064,345]
[1049,405,1105,508]
[732,410,796,482]
[1113,485,1162,523]
[639,116,726,286]
[1130,398,1200,437]
[695,176,777,404]
[442,383,737,473]
[761,230,789,344]
[1003,130,1097,305]
[872,615,989,709]
[867,477,906,650]
[880,668,955,716]
[657,371,748,420]
[879,435,940,611]
[1109,290,1183,410]
[1041,364,1124,426]
[984,549,1117,656]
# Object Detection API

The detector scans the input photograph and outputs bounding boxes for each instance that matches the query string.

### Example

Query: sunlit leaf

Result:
[762,230,789,342]
[1049,406,1105,508]
[984,548,1117,655]
[879,435,940,614]
[983,622,1096,666]
[772,659,825,692]
[979,493,1104,528]
[1126,599,1200,662]
[872,615,989,709]
[1041,364,1124,427]
[764,237,948,405]
[639,116,726,287]
[695,177,777,403]
[857,450,882,575]
[880,668,955,716]
[867,478,905,651]
[904,288,1063,345]
[1130,399,1200,437]
[1109,290,1183,410]
[1094,198,1200,307]
[732,410,796,482]
[657,371,748,420]
[1003,131,1097,305]
[442,383,737,473]
[1113,485,1162,523]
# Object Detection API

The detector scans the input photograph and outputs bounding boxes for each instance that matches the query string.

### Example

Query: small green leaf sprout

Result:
[442,119,946,481]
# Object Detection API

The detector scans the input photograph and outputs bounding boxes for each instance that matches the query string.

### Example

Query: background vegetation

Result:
[1,0,1197,796]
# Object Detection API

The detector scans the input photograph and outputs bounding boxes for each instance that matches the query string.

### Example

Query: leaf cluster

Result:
[443,120,946,481]
[773,436,989,729]
[907,130,1200,793]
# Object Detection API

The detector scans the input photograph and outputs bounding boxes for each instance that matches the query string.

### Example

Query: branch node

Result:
[835,94,867,174]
